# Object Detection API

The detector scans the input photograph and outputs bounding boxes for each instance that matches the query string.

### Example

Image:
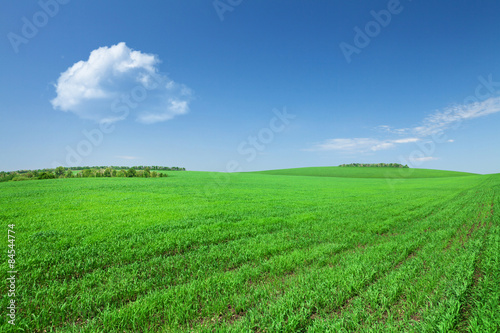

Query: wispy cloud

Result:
[392,138,420,144]
[376,125,410,135]
[412,156,438,162]
[51,42,192,124]
[379,96,500,137]
[310,96,500,153]
[308,137,419,153]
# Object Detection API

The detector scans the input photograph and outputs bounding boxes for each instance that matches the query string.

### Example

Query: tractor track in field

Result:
[191,201,451,331]
[181,233,421,332]
[455,195,495,332]
[182,239,385,331]
[34,216,426,333]
[307,191,486,330]
[444,194,494,251]
[403,193,496,332]
[54,237,369,332]
[33,224,289,284]
[326,246,423,321]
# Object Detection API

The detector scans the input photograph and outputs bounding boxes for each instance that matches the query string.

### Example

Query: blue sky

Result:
[1,0,499,174]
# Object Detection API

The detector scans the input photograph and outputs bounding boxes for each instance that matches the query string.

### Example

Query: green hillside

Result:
[255,166,476,178]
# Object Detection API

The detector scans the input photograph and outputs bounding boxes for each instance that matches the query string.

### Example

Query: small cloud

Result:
[114,155,139,160]
[412,157,438,162]
[376,125,410,135]
[308,137,419,153]
[371,142,395,151]
[309,138,381,152]
[137,99,189,124]
[392,138,420,144]
[447,139,454,143]
[51,42,192,124]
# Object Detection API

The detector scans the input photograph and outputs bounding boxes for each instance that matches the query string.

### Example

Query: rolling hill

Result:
[254,166,477,179]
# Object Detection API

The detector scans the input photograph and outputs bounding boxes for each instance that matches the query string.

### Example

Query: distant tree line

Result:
[76,167,167,178]
[65,166,186,171]
[0,166,185,182]
[339,163,409,168]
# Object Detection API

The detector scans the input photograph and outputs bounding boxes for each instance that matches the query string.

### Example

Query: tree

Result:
[55,166,65,177]
[65,170,73,178]
[103,168,112,177]
[38,172,55,180]
[127,168,137,177]
[82,169,93,177]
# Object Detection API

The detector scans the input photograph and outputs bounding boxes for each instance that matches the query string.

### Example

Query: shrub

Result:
[38,172,56,180]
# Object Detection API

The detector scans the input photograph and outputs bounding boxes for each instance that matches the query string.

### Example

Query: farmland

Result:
[0,168,499,332]
[256,166,476,179]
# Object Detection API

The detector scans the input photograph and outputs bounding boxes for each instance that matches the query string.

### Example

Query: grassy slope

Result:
[0,171,498,332]
[255,166,476,178]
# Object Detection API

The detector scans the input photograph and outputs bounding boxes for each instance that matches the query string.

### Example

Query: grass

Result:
[255,166,477,178]
[0,169,498,332]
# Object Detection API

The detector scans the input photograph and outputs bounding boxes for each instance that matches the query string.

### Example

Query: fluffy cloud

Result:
[51,42,192,124]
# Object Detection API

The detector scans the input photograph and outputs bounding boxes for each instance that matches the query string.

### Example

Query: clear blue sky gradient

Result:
[1,0,499,173]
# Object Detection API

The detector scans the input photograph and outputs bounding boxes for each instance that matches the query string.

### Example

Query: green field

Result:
[256,166,477,178]
[1,169,499,332]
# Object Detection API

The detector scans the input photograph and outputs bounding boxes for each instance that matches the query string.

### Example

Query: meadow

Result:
[256,166,476,178]
[0,168,499,332]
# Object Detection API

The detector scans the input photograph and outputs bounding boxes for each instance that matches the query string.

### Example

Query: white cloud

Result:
[376,125,410,135]
[405,96,500,137]
[412,157,438,162]
[51,42,192,124]
[392,138,420,144]
[376,98,500,137]
[309,95,500,154]
[309,137,420,153]
[137,99,189,124]
[312,138,381,152]
[371,141,395,151]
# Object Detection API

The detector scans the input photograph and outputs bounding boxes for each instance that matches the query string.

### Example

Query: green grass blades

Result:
[0,170,498,332]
